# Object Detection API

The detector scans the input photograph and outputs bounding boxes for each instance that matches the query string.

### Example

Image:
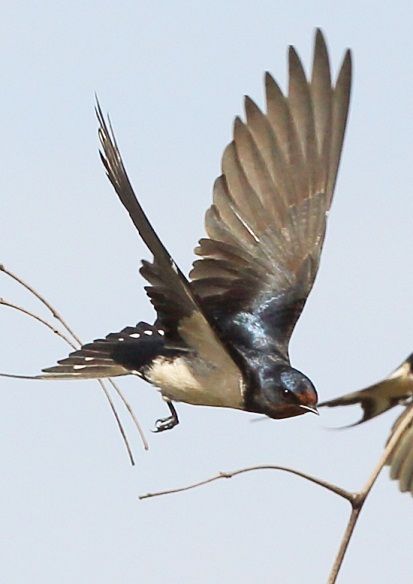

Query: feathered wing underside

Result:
[190,30,352,354]
[387,405,413,496]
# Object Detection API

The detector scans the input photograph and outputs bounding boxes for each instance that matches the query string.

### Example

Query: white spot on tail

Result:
[73,365,88,370]
[144,330,153,336]
[129,333,141,338]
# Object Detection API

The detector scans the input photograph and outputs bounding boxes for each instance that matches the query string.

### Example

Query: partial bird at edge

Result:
[320,354,413,495]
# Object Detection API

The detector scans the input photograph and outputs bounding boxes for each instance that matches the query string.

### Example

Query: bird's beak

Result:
[299,404,319,415]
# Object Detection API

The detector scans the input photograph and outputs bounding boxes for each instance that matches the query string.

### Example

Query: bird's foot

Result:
[152,398,179,433]
[152,400,179,433]
[153,415,179,433]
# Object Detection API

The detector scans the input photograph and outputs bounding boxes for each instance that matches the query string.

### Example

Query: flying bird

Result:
[320,354,413,495]
[2,30,352,431]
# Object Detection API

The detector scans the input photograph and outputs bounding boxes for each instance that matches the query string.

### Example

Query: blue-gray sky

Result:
[1,2,412,582]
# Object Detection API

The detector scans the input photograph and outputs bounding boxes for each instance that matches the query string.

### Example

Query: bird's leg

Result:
[153,400,179,432]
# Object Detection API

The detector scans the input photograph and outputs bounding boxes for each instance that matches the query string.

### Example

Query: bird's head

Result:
[247,362,318,419]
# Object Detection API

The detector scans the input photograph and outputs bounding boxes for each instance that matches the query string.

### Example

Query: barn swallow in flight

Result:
[320,354,413,494]
[2,30,352,431]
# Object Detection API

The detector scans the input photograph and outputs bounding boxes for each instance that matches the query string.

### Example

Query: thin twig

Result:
[327,506,360,584]
[327,404,413,583]
[97,379,135,465]
[107,378,149,450]
[139,464,353,501]
[0,293,135,464]
[0,263,81,345]
[1,265,149,458]
[0,298,77,350]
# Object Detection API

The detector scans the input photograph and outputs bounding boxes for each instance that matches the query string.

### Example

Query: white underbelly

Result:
[146,356,244,409]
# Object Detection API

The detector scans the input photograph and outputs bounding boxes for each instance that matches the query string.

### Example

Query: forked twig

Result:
[139,406,413,583]
[0,264,149,458]
[0,263,81,346]
[327,403,413,583]
[0,295,136,464]
[0,298,78,350]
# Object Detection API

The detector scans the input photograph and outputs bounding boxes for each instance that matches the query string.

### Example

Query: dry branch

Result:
[139,405,413,583]
[0,264,149,459]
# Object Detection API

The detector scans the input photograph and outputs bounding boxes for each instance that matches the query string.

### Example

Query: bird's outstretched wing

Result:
[96,104,242,376]
[190,30,352,357]
[97,30,350,367]
[319,353,413,426]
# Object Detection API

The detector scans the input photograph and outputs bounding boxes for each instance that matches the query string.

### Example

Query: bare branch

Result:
[140,405,413,583]
[97,379,135,465]
[0,298,77,350]
[0,292,136,463]
[139,464,353,501]
[0,263,81,345]
[107,378,149,451]
[1,265,149,458]
[327,506,361,584]
[327,405,413,583]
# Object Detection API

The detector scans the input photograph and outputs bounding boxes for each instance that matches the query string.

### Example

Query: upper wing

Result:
[96,104,242,376]
[190,30,351,356]
[319,353,413,426]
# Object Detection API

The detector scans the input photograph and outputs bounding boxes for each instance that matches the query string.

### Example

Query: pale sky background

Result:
[0,2,412,583]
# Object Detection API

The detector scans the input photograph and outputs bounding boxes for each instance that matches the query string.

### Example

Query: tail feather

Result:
[42,364,127,379]
[40,322,170,380]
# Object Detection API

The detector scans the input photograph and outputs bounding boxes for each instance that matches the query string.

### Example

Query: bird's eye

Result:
[283,388,291,396]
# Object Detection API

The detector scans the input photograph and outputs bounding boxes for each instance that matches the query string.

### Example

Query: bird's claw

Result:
[152,415,178,433]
